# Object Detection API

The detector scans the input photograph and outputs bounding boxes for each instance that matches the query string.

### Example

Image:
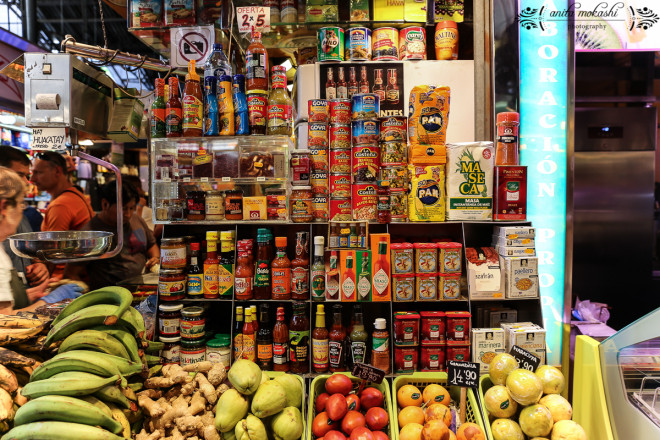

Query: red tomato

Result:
[365,407,389,431]
[359,387,384,410]
[313,412,339,438]
[346,393,361,412]
[316,393,330,413]
[349,427,375,440]
[372,431,389,440]
[325,374,354,396]
[326,393,349,421]
[341,410,366,435]
[325,431,347,440]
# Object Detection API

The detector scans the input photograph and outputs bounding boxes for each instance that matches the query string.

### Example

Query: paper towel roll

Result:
[35,93,61,110]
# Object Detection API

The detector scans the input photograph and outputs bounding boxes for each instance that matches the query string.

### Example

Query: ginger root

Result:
[195,373,216,405]
[138,394,167,418]
[175,415,202,433]
[215,383,230,395]
[180,381,196,396]
[207,364,226,386]
[202,424,221,440]
[162,364,189,384]
[137,389,162,400]
[136,428,163,440]
[183,361,213,373]
[188,391,206,416]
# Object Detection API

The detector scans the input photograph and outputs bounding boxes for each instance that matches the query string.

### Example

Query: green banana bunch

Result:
[87,327,142,364]
[0,421,124,440]
[30,350,142,384]
[78,395,113,417]
[21,372,121,399]
[143,340,164,353]
[13,395,123,434]
[50,287,133,327]
[58,330,131,359]
[93,385,136,411]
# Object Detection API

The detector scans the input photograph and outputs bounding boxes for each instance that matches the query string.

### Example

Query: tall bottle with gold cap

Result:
[312,304,329,373]
[203,231,219,298]
[242,307,256,361]
[218,231,234,297]
[182,59,203,137]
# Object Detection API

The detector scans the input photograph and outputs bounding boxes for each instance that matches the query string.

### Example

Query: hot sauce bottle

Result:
[234,241,253,300]
[372,318,390,373]
[271,236,291,300]
[272,307,289,371]
[372,237,390,298]
[151,78,166,138]
[182,59,203,137]
[329,304,347,372]
[233,306,244,362]
[203,231,219,298]
[311,236,326,301]
[246,29,269,91]
[326,250,340,300]
[254,230,272,300]
[386,69,400,105]
[166,76,182,137]
[341,254,356,301]
[348,67,358,98]
[289,302,309,374]
[373,69,385,101]
[242,308,256,361]
[359,66,369,94]
[291,231,309,300]
[256,304,273,370]
[218,231,234,297]
[312,304,329,373]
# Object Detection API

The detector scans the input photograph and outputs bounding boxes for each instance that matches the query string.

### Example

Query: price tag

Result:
[201,177,209,182]
[222,177,231,182]
[447,360,480,388]
[351,363,385,384]
[510,345,541,371]
[257,176,266,182]
[30,127,68,151]
[162,178,172,183]
[236,6,271,33]
[183,177,191,182]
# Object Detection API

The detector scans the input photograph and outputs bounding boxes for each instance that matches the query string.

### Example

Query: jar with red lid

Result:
[159,269,186,301]
[420,344,446,371]
[414,243,438,273]
[438,242,463,273]
[394,346,418,373]
[420,311,446,343]
[446,341,470,363]
[394,312,420,345]
[445,311,471,342]
[391,242,414,274]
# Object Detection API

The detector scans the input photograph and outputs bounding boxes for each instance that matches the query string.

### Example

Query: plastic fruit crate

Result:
[391,372,487,439]
[266,371,306,440]
[477,374,496,440]
[307,372,394,440]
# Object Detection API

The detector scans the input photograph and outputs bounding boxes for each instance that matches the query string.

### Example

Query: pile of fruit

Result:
[395,383,485,440]
[311,374,390,440]
[484,353,587,440]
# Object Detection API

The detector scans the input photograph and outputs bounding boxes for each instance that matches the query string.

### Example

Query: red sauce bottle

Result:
[182,59,203,137]
[329,304,347,372]
[291,232,309,300]
[272,307,289,372]
[271,236,291,300]
[246,30,269,91]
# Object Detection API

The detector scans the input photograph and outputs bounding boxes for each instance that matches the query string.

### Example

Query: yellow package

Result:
[408,164,446,222]
[410,143,447,165]
[408,85,451,145]
[243,196,267,220]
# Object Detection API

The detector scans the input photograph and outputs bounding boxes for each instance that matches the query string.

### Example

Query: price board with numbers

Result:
[236,7,271,33]
[351,363,385,384]
[510,345,541,371]
[447,360,480,388]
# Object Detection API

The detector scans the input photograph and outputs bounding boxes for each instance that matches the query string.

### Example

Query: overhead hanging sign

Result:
[170,26,214,68]
[236,7,271,33]
[30,127,67,151]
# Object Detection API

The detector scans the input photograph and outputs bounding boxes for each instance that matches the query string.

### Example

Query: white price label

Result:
[221,177,231,182]
[30,127,68,151]
[236,6,271,33]
[200,177,209,182]
[257,176,266,182]
[183,177,191,182]
[162,178,172,183]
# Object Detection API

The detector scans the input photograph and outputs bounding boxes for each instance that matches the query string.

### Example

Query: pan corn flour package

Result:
[408,164,446,222]
[408,85,451,146]
[446,142,495,220]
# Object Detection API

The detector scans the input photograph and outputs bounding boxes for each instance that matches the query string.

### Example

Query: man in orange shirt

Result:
[31,152,94,232]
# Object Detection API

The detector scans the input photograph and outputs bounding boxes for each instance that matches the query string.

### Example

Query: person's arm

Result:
[145,244,159,270]
[25,262,49,286]
[0,302,12,314]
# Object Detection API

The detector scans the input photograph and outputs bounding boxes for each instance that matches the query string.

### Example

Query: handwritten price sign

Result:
[510,345,541,371]
[236,7,270,33]
[447,360,480,388]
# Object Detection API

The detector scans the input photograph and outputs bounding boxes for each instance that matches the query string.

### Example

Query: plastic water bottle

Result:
[204,43,232,81]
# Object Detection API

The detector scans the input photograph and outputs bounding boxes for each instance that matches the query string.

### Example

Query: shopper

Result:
[64,180,159,290]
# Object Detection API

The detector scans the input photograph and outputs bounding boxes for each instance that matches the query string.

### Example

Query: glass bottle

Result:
[267,66,293,136]
[329,224,340,248]
[357,251,371,302]
[349,305,368,369]
[359,66,369,94]
[256,304,273,370]
[254,230,271,300]
[272,306,289,372]
[337,66,347,99]
[234,241,253,300]
[341,254,356,301]
[271,236,291,300]
[339,223,349,248]
[326,67,337,100]
[377,180,391,224]
[203,231,219,298]
[186,242,203,298]
[218,231,234,297]
[311,236,326,301]
[233,306,244,362]
[349,225,358,248]
[373,237,390,298]
[289,302,309,374]
[359,224,367,248]
[329,304,346,372]
[151,78,166,138]
[326,250,340,300]
[165,76,182,137]
[182,59,203,137]
[291,231,309,300]
[373,69,385,101]
[242,308,256,361]
[348,67,358,98]
[386,69,400,104]
[251,305,258,333]
[312,304,329,373]
[246,30,269,91]
[372,318,390,373]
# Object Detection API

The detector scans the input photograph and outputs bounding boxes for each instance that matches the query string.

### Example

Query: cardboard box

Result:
[340,250,357,302]
[492,235,535,248]
[471,328,506,373]
[493,166,527,221]
[370,234,391,301]
[467,248,505,299]
[373,0,404,21]
[107,88,144,142]
[325,250,340,301]
[356,250,372,302]
[493,226,536,239]
[488,309,518,327]
[404,0,427,22]
[495,245,536,257]
[504,326,547,365]
[242,197,267,220]
[501,256,539,299]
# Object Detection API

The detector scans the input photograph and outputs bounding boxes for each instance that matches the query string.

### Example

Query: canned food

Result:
[379,116,407,142]
[415,243,438,273]
[330,99,352,125]
[310,171,329,195]
[308,123,329,149]
[352,120,379,144]
[351,94,379,120]
[416,273,438,301]
[352,182,378,221]
[346,27,372,61]
[420,311,446,343]
[329,174,351,198]
[380,142,408,165]
[439,273,461,300]
[380,165,408,189]
[312,195,329,222]
[246,90,268,134]
[391,189,408,222]
[446,342,470,363]
[318,27,345,62]
[395,346,419,373]
[399,27,427,60]
[394,312,420,345]
[329,124,351,149]
[438,242,462,273]
[310,147,329,172]
[291,150,311,186]
[352,145,379,182]
[393,274,415,302]
[308,99,329,123]
[391,242,414,275]
[329,197,352,221]
[420,344,446,372]
[445,311,471,342]
[373,27,399,61]
[329,149,351,174]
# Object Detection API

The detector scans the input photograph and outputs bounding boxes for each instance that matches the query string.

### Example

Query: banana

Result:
[50,350,143,376]
[87,327,142,364]
[143,340,164,353]
[93,385,136,411]
[30,357,122,384]
[21,372,120,399]
[0,315,44,329]
[78,395,113,417]
[127,382,142,392]
[105,402,131,439]
[142,354,161,366]
[13,395,123,434]
[58,330,131,359]
[0,326,45,347]
[50,287,133,327]
[0,347,37,369]
[0,421,125,440]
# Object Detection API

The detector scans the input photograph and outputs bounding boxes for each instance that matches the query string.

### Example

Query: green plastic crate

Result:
[265,371,307,440]
[477,374,495,440]
[307,373,394,440]
[391,373,487,439]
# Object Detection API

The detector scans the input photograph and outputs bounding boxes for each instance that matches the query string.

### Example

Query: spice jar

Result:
[181,306,205,340]
[225,188,244,220]
[206,336,231,368]
[159,335,181,365]
[168,199,185,221]
[180,338,206,366]
[160,238,187,269]
[186,191,206,220]
[290,186,313,223]
[158,269,186,301]
[205,191,225,221]
[158,303,183,336]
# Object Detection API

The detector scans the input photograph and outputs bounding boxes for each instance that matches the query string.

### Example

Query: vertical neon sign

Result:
[519,0,568,366]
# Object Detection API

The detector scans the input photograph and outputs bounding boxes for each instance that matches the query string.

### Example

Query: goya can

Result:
[352,120,379,145]
[329,149,351,174]
[246,90,268,135]
[310,171,329,195]
[373,27,399,61]
[318,27,345,62]
[308,99,329,123]
[346,27,372,61]
[352,145,380,182]
[351,93,379,120]
[399,27,427,60]
[310,147,329,172]
[390,189,408,222]
[330,99,352,124]
[380,116,407,142]
[380,164,408,189]
[352,182,378,221]
[308,123,329,149]
[330,197,352,221]
[380,141,408,165]
[329,124,351,149]
[312,194,329,222]
[330,174,351,198]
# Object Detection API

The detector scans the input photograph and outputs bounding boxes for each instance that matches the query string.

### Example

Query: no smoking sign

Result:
[170,26,214,68]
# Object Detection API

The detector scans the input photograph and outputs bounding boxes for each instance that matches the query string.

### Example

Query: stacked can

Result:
[351,93,380,221]
[308,100,330,221]
[326,98,352,222]
[379,116,409,222]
